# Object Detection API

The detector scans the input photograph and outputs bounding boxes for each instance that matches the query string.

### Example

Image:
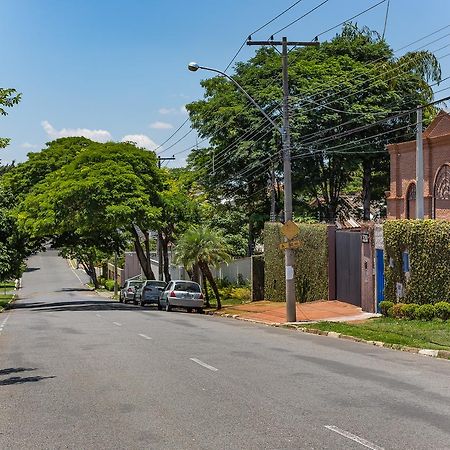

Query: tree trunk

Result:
[161,235,171,282]
[191,263,200,283]
[200,261,221,309]
[81,257,99,288]
[202,272,211,308]
[362,159,372,221]
[131,226,155,279]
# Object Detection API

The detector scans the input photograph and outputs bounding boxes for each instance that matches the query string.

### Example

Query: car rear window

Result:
[147,281,167,288]
[130,281,142,287]
[174,282,200,293]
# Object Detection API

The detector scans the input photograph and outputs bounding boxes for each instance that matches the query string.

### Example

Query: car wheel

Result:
[139,299,145,307]
[187,307,193,313]
[165,300,171,312]
[157,301,162,311]
[119,294,123,303]
[133,295,138,305]
[197,308,204,314]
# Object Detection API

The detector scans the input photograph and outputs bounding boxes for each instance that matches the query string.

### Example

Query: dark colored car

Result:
[134,280,167,307]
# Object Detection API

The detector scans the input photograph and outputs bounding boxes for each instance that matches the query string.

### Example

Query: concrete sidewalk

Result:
[215,300,378,324]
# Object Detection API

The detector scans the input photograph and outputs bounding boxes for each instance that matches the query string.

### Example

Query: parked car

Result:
[119,279,143,304]
[159,280,204,313]
[134,280,167,307]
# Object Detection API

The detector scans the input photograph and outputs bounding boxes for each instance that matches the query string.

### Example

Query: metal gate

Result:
[336,230,361,307]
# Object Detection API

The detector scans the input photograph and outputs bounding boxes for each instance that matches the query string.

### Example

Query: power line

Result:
[224,0,305,72]
[271,0,330,37]
[315,0,388,39]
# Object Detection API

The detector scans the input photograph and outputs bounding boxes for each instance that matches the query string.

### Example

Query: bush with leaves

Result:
[415,304,436,321]
[434,301,450,321]
[379,301,394,317]
[402,303,419,320]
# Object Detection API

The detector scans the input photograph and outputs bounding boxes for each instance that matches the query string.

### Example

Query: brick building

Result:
[386,110,450,220]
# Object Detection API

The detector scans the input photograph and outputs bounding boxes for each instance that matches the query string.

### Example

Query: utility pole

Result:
[158,155,175,169]
[157,155,175,281]
[247,37,319,322]
[416,106,424,219]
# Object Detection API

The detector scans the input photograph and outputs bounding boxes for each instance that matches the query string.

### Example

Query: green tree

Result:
[174,225,231,309]
[0,88,21,150]
[16,140,162,286]
[186,24,441,225]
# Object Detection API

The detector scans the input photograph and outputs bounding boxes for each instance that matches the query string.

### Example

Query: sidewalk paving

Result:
[214,300,378,324]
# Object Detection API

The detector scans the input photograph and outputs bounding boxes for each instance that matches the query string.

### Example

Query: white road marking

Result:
[138,333,152,340]
[0,315,10,334]
[325,426,384,450]
[70,264,85,285]
[190,358,218,372]
[113,322,122,327]
[95,314,102,318]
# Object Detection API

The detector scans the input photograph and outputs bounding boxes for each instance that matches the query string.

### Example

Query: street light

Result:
[187,62,281,133]
[188,61,297,322]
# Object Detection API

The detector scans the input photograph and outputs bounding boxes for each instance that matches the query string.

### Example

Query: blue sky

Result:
[1,0,450,166]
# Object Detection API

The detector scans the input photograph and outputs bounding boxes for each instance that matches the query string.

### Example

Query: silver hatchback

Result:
[159,280,204,313]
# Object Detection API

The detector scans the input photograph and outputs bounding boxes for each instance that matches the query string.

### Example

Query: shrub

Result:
[434,301,450,321]
[415,304,436,321]
[98,276,107,288]
[379,301,394,316]
[391,303,406,318]
[104,279,115,291]
[402,303,419,320]
[230,287,251,302]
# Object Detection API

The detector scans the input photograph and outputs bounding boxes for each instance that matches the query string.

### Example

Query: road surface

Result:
[1,250,449,449]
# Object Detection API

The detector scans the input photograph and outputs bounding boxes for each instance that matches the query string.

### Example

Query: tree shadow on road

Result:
[0,375,55,386]
[10,300,141,312]
[0,367,37,376]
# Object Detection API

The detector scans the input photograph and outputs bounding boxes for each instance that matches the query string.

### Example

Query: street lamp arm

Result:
[196,65,282,134]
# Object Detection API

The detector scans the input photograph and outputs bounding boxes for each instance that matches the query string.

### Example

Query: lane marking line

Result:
[113,322,122,326]
[0,315,10,334]
[138,333,152,340]
[190,358,218,372]
[325,426,384,450]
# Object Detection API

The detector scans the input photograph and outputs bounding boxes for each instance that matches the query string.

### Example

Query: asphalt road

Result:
[1,250,449,450]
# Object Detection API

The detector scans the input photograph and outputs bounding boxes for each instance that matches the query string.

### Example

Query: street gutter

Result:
[208,311,450,361]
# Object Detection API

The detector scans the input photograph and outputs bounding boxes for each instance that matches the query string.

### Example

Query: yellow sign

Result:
[280,220,299,240]
[279,239,302,250]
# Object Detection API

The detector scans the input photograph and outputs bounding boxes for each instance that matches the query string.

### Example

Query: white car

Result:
[119,279,143,304]
[159,280,204,313]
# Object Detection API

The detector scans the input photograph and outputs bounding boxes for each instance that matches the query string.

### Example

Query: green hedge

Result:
[379,300,450,320]
[264,222,328,302]
[384,220,450,304]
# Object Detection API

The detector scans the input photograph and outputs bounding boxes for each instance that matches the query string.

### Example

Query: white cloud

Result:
[158,107,177,115]
[41,120,112,142]
[121,134,159,151]
[21,142,39,149]
[149,121,173,129]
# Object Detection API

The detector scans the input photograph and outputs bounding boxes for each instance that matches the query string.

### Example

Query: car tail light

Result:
[127,288,133,292]
[170,291,176,298]
[198,293,204,299]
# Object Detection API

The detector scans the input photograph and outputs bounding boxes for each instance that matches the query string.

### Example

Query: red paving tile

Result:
[220,300,363,324]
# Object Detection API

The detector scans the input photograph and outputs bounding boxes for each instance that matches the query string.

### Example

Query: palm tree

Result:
[174,225,231,309]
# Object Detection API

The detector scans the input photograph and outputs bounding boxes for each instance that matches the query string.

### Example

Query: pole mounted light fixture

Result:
[187,62,281,133]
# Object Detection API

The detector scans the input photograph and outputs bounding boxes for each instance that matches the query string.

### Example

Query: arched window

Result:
[434,164,450,219]
[406,182,416,219]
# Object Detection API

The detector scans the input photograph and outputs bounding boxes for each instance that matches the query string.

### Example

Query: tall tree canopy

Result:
[187,23,441,229]
[12,138,162,286]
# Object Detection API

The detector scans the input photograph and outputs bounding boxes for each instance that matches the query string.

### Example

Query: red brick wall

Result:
[387,133,450,220]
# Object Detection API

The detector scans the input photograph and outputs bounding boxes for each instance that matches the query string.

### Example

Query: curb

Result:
[0,293,16,314]
[209,311,450,361]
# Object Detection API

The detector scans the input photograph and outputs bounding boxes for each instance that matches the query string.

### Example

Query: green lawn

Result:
[0,294,14,310]
[302,318,450,351]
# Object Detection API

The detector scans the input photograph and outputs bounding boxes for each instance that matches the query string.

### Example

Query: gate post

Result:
[327,225,337,300]
[361,224,375,312]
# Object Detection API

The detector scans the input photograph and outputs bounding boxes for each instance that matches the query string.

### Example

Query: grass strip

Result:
[302,318,450,351]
